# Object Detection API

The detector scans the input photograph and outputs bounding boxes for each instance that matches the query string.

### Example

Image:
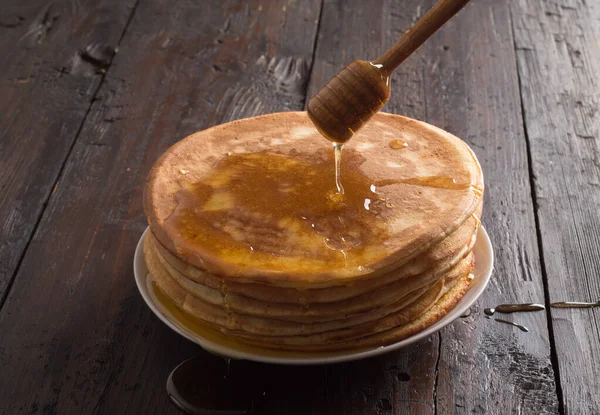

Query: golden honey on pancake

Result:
[164,151,390,276]
[143,111,484,352]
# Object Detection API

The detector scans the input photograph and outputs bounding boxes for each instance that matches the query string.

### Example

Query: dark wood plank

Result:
[0,0,323,413]
[427,0,559,412]
[308,0,559,413]
[511,0,600,413]
[0,0,138,303]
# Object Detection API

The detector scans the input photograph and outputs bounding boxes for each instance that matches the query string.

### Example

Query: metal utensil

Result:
[483,303,545,316]
[551,301,600,309]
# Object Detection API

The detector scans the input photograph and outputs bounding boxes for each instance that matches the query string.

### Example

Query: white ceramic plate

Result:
[134,226,493,365]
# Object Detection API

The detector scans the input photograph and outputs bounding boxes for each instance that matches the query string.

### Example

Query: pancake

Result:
[144,111,483,286]
[146,230,473,338]
[237,271,473,351]
[146,230,474,321]
[149,211,479,304]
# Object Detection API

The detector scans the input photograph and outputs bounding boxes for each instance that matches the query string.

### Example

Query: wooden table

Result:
[1,0,598,413]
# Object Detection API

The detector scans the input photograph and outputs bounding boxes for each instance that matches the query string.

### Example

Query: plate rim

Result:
[134,226,494,365]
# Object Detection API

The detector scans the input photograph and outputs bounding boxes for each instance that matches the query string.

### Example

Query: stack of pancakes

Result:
[143,112,483,352]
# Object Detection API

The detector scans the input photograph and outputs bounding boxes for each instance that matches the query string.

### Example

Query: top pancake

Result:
[144,111,483,286]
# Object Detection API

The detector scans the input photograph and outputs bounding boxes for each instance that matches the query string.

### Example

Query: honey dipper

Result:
[307,0,471,143]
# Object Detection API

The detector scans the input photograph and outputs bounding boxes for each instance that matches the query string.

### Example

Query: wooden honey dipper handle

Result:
[373,0,471,71]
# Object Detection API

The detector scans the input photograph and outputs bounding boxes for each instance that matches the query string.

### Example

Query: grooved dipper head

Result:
[307,60,391,143]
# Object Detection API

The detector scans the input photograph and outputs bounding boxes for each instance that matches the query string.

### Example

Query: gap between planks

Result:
[507,3,565,414]
[302,0,325,110]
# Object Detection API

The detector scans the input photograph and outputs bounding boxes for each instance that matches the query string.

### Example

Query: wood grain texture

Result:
[309,0,559,413]
[511,0,600,413]
[249,339,438,415]
[0,0,579,413]
[0,0,321,413]
[0,0,138,303]
[427,0,559,412]
[373,0,471,71]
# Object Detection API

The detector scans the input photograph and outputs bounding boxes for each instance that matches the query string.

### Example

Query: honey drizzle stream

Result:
[333,142,344,195]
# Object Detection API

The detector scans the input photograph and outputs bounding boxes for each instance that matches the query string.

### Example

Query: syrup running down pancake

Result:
[143,111,483,352]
